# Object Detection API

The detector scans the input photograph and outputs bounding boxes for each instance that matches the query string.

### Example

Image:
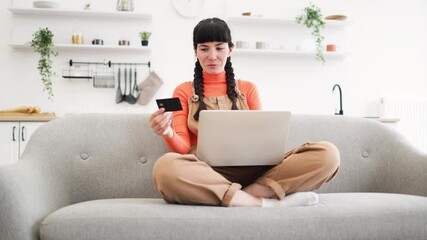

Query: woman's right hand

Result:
[149,108,173,137]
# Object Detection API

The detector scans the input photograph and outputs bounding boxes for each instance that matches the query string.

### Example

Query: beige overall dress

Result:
[153,81,340,207]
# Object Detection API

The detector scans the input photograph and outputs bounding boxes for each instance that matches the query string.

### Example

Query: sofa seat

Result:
[40,193,427,240]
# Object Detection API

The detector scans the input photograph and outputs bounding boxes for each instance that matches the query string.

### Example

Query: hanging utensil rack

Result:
[62,59,151,79]
[62,59,151,89]
[66,59,151,68]
[62,59,151,88]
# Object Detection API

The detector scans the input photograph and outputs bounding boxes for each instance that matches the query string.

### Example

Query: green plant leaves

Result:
[139,31,151,41]
[296,3,326,64]
[31,27,58,99]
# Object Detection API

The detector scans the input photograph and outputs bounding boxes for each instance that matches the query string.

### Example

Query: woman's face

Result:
[195,42,232,74]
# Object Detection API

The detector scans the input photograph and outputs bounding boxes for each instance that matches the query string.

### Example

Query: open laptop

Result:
[196,110,291,166]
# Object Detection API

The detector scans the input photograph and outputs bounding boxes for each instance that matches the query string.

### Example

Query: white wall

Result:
[1,0,427,117]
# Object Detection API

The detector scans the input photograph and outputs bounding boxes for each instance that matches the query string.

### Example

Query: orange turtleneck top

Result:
[163,72,261,154]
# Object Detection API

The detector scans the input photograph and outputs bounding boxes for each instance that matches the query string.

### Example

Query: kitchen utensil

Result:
[131,67,140,100]
[62,67,92,79]
[93,75,115,88]
[124,67,128,99]
[93,66,115,88]
[115,67,123,103]
[137,71,164,105]
[125,66,137,104]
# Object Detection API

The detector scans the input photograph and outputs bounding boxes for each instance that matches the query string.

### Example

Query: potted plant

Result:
[139,31,151,46]
[30,27,58,99]
[296,3,326,64]
[84,3,91,10]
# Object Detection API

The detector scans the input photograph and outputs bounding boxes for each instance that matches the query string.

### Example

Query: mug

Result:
[236,41,250,49]
[256,41,269,49]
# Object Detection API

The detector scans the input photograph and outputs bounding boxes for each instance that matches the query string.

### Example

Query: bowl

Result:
[33,1,60,9]
[325,15,347,21]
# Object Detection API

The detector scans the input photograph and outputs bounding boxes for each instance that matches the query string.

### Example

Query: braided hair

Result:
[193,18,238,121]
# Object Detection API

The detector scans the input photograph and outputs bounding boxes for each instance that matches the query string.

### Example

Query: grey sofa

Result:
[1,113,427,240]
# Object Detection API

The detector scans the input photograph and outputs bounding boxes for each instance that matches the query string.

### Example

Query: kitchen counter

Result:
[0,112,57,122]
[364,117,400,123]
[377,118,400,123]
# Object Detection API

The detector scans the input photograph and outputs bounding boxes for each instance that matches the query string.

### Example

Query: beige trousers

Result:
[153,141,340,207]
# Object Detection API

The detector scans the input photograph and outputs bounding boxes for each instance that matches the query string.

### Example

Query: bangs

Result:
[193,18,233,49]
[194,24,229,44]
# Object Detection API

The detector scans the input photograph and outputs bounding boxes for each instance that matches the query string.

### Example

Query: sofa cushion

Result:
[40,193,427,240]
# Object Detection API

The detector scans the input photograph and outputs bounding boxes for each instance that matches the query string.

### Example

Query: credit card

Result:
[156,97,183,112]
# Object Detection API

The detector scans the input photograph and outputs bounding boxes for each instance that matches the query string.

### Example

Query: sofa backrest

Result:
[22,114,167,203]
[287,115,418,194]
[21,113,419,202]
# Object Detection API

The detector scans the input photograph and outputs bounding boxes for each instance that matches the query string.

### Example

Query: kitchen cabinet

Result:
[0,121,47,165]
[226,16,353,59]
[7,7,152,52]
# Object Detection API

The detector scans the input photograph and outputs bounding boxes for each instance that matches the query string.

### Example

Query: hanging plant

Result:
[295,3,326,64]
[30,27,58,99]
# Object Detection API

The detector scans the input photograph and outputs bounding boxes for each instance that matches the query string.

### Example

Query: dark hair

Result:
[193,18,238,121]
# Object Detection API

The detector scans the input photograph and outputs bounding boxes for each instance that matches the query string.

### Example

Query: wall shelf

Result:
[9,43,151,52]
[226,16,353,62]
[8,7,152,54]
[233,48,350,59]
[226,16,353,28]
[8,7,152,20]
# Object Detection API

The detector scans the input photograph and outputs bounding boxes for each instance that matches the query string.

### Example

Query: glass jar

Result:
[72,27,84,45]
[116,0,134,12]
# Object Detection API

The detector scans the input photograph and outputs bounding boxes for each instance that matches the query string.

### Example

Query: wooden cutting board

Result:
[0,112,57,122]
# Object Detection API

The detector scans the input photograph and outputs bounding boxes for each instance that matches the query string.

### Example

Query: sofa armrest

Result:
[0,160,71,240]
[384,146,427,197]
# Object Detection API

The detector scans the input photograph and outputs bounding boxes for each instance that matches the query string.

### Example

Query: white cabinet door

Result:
[0,121,47,165]
[19,122,45,157]
[0,122,20,165]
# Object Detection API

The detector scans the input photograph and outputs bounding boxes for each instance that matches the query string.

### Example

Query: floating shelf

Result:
[8,7,152,20]
[227,16,353,28]
[9,43,151,52]
[232,48,351,58]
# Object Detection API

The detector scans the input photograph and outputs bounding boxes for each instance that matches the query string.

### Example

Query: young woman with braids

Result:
[149,18,340,207]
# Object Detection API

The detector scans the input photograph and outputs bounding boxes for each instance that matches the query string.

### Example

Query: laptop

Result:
[196,110,291,166]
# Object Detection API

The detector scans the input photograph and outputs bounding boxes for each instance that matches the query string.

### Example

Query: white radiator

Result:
[380,98,427,153]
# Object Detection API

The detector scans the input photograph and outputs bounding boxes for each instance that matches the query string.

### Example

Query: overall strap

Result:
[190,81,199,102]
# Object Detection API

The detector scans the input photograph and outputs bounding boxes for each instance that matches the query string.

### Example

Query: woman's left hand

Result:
[149,108,173,137]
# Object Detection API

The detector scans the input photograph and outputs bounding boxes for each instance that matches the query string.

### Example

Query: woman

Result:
[150,18,340,207]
